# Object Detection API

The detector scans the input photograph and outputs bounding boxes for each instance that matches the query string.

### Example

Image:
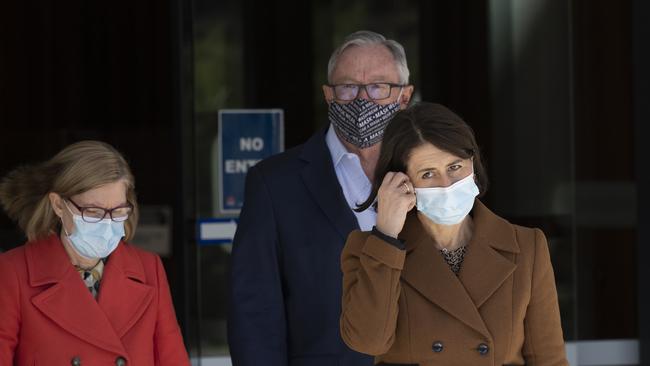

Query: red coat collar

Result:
[24,234,153,359]
[25,234,146,286]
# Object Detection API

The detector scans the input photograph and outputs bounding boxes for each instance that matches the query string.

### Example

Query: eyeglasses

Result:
[328,83,404,101]
[66,198,133,223]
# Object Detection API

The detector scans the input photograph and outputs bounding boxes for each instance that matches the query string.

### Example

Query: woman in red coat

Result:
[0,141,190,366]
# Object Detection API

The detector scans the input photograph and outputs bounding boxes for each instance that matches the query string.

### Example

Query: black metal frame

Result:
[634,0,650,363]
[169,0,199,352]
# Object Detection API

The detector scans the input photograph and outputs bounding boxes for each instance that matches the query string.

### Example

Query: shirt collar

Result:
[325,124,353,167]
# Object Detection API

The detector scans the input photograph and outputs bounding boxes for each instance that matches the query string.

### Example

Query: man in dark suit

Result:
[228,30,414,366]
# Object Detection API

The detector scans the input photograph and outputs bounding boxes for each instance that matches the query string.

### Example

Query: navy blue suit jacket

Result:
[227,128,374,366]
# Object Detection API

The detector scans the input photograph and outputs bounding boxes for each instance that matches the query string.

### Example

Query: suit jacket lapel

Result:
[97,243,154,338]
[299,128,359,239]
[399,200,519,339]
[27,236,127,356]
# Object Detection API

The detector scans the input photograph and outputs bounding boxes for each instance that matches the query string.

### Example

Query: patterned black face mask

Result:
[328,98,401,149]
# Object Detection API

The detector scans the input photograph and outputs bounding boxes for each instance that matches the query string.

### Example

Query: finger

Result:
[394,195,416,215]
[407,195,417,210]
[389,171,410,187]
[381,172,395,187]
[379,172,400,196]
[407,201,416,211]
[396,176,414,195]
[404,181,415,194]
[398,181,411,195]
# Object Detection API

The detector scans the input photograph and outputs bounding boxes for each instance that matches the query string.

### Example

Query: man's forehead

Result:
[331,45,400,83]
[333,74,397,84]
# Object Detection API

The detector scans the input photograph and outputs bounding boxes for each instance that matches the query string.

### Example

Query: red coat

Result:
[0,234,190,366]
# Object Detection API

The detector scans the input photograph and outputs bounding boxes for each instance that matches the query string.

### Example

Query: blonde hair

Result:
[0,140,139,241]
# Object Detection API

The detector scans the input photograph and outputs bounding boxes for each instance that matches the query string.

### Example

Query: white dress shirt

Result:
[325,125,377,231]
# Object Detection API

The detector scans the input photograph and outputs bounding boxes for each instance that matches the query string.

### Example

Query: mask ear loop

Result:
[396,87,404,104]
[466,151,476,175]
[470,157,477,183]
[61,200,75,237]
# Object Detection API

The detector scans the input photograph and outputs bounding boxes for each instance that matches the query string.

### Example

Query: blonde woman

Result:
[0,141,190,366]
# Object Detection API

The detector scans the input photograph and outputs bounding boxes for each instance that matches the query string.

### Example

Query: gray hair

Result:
[327,30,410,85]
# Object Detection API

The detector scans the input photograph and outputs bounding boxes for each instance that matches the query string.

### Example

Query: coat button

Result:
[115,356,126,366]
[71,356,81,366]
[432,341,444,353]
[477,343,489,355]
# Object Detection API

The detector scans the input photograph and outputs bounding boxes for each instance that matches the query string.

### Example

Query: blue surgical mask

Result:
[63,202,125,259]
[414,173,479,225]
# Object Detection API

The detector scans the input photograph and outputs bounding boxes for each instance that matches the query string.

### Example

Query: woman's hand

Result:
[375,172,416,238]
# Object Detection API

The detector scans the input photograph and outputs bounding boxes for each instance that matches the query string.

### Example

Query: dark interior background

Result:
[1,0,648,360]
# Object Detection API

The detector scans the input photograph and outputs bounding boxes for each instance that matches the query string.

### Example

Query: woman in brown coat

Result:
[340,102,568,366]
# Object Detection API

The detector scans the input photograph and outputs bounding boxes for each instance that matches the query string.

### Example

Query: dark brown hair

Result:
[357,102,488,211]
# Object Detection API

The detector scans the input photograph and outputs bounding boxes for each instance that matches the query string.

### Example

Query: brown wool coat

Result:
[340,200,568,366]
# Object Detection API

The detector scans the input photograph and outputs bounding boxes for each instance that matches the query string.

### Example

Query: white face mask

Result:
[414,173,479,225]
[63,202,125,259]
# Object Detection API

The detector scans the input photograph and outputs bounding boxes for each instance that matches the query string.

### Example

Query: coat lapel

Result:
[400,214,491,339]
[299,128,359,239]
[399,200,519,339]
[97,243,154,338]
[27,235,127,356]
[458,201,519,308]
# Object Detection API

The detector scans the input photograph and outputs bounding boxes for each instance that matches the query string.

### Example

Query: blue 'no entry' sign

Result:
[217,109,284,215]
